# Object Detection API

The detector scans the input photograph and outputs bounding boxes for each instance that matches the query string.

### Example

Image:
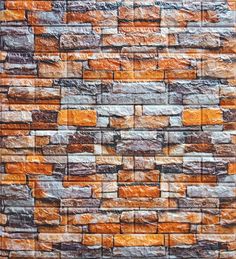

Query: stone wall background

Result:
[0,0,235,258]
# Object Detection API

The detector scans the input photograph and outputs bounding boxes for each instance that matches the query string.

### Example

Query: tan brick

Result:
[135,116,169,129]
[114,234,164,247]
[169,234,196,246]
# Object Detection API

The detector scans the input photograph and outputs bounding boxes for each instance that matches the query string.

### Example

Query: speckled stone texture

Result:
[0,0,236,258]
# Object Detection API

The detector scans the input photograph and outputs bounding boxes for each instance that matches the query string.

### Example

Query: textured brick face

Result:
[0,0,236,258]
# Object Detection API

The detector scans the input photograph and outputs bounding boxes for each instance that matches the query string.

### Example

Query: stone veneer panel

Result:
[0,0,236,258]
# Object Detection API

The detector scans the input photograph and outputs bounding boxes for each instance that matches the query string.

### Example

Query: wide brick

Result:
[158,223,190,233]
[0,10,25,21]
[135,116,169,129]
[5,1,52,11]
[169,234,196,246]
[103,34,167,47]
[58,110,97,126]
[119,185,160,198]
[89,59,120,71]
[89,223,120,234]
[38,233,82,243]
[6,162,53,175]
[114,234,164,247]
[159,212,201,223]
[0,237,35,251]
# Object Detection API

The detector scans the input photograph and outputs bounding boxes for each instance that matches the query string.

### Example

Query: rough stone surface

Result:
[0,0,235,258]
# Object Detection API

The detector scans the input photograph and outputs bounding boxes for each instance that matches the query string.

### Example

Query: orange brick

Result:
[0,237,35,251]
[135,224,157,233]
[228,163,236,174]
[119,185,160,198]
[221,98,236,108]
[159,59,190,69]
[110,116,134,129]
[82,234,102,246]
[221,209,236,224]
[202,108,223,125]
[202,10,219,23]
[165,70,196,80]
[0,51,7,61]
[202,213,219,225]
[121,223,135,233]
[0,130,29,136]
[35,36,58,52]
[34,207,59,224]
[182,109,201,126]
[135,70,164,80]
[0,214,7,225]
[0,10,25,21]
[119,23,160,33]
[67,10,116,26]
[118,170,135,182]
[6,162,53,175]
[114,234,164,247]
[58,110,97,126]
[102,235,113,248]
[114,70,164,81]
[114,71,135,81]
[227,1,236,10]
[89,59,120,70]
[89,223,120,234]
[158,223,190,233]
[5,1,52,11]
[83,70,113,80]
[169,234,196,246]
[0,174,26,184]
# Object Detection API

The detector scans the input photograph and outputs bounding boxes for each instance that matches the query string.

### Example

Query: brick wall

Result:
[0,0,235,258]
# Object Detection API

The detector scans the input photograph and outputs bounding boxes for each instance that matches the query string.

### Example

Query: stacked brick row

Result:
[0,0,235,258]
